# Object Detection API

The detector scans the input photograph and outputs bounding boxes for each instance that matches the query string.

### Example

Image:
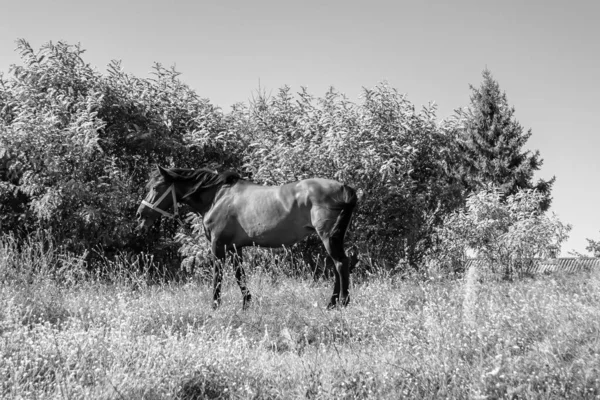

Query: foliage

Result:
[232,85,465,267]
[428,186,571,278]
[586,232,600,257]
[455,69,554,210]
[0,40,244,265]
[0,40,107,248]
[1,41,559,273]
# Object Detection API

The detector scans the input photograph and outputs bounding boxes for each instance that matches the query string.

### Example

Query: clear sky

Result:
[1,0,598,255]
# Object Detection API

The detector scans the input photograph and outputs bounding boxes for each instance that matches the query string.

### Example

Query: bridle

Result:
[141,184,180,220]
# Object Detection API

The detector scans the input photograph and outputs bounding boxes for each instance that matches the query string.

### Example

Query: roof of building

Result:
[464,258,600,274]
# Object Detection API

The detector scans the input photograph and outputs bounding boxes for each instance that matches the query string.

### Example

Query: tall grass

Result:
[1,235,599,399]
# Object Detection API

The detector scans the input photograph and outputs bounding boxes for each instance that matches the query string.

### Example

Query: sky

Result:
[1,0,598,255]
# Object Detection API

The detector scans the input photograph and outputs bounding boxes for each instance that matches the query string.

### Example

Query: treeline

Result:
[0,40,557,272]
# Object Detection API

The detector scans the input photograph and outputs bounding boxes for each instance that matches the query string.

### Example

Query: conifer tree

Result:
[458,69,554,210]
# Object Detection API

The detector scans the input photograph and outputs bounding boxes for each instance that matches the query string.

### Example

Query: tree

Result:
[586,232,600,257]
[228,84,464,268]
[0,40,244,266]
[427,186,571,279]
[457,69,554,210]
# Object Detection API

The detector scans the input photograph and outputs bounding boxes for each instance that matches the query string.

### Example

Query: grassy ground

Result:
[1,238,600,399]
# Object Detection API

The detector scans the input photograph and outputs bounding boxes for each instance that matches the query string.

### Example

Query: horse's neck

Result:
[184,185,224,215]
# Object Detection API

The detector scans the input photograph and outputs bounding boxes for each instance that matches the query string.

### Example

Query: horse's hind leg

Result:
[321,235,350,308]
[312,202,354,309]
[230,247,252,309]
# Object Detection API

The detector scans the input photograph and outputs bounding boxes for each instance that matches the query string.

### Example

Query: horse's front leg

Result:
[211,240,226,309]
[327,267,341,309]
[230,247,252,309]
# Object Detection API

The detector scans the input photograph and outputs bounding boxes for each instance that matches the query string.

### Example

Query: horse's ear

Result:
[157,165,179,182]
[157,165,168,177]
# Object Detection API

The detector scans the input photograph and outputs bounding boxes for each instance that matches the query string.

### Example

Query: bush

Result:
[3,40,559,275]
[585,232,600,257]
[0,40,244,268]
[179,85,466,269]
[427,186,571,279]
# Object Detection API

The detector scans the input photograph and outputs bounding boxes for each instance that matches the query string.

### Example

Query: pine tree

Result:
[458,69,554,210]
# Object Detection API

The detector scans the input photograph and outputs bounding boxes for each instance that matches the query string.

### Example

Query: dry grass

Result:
[1,237,600,399]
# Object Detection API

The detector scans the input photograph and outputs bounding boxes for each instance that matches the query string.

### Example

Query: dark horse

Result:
[137,166,358,309]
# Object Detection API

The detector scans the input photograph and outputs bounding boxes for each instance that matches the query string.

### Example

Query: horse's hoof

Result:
[327,297,338,309]
[327,295,349,309]
[340,296,350,307]
[212,300,221,310]
[242,294,252,310]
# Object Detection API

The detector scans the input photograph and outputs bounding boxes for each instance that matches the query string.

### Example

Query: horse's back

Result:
[206,178,354,248]
[233,178,348,209]
[206,180,310,247]
[295,178,356,206]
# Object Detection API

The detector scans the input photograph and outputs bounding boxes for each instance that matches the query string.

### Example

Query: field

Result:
[1,238,600,399]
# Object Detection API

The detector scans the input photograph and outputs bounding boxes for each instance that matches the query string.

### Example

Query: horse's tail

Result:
[329,184,358,245]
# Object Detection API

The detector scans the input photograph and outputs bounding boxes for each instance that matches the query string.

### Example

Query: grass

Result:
[1,236,600,399]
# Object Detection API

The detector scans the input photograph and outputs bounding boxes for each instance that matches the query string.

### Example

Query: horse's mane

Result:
[147,167,242,192]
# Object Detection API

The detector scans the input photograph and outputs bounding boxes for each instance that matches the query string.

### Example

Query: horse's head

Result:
[136,166,180,229]
[137,166,236,229]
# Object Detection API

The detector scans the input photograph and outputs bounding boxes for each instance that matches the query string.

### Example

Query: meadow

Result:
[1,236,599,400]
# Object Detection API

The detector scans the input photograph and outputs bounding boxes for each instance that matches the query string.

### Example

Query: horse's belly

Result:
[236,215,312,247]
[212,184,314,248]
[241,222,308,247]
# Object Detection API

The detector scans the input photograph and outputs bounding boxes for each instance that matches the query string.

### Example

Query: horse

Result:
[136,166,358,309]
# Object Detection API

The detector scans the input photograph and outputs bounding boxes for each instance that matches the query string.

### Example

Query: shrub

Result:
[427,186,571,279]
[2,40,557,275]
[0,40,244,268]
[188,85,467,269]
[585,232,600,257]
